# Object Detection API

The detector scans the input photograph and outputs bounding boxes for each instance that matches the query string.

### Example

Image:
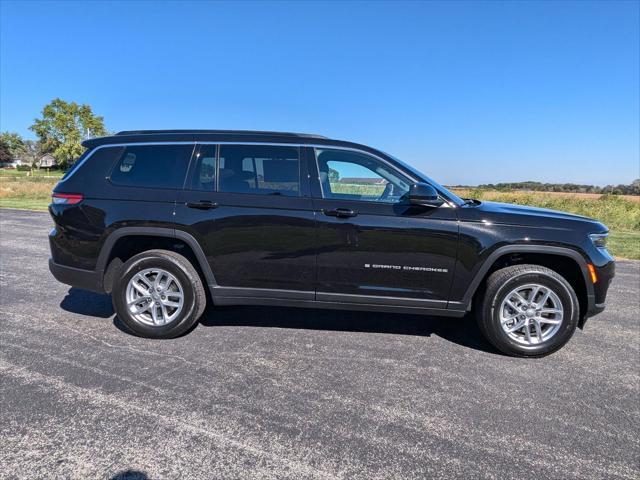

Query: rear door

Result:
[309,147,459,309]
[175,143,317,300]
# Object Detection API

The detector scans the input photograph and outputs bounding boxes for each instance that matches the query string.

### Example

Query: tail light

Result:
[51,193,83,205]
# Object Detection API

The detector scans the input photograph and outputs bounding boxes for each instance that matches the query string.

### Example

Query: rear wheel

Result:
[477,264,579,357]
[112,249,206,338]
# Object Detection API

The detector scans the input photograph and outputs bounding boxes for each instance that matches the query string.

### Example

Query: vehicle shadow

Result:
[59,287,114,318]
[197,305,500,355]
[109,470,149,480]
[56,285,499,355]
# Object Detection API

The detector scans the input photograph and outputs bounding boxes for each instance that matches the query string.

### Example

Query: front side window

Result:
[315,148,410,203]
[110,144,194,189]
[219,145,300,196]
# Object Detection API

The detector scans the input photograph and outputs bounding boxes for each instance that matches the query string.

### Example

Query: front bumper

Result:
[580,259,615,327]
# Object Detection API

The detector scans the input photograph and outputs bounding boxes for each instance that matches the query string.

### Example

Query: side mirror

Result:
[407,183,444,208]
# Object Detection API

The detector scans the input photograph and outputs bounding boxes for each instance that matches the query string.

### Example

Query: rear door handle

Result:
[323,208,358,218]
[186,200,219,210]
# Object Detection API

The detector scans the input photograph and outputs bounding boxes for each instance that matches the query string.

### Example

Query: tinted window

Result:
[110,144,194,189]
[189,145,216,191]
[219,145,299,196]
[61,149,92,180]
[316,149,410,203]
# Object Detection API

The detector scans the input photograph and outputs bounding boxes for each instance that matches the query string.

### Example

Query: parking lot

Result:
[0,208,638,479]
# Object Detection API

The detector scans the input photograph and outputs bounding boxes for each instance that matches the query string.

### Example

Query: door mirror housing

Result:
[407,183,444,208]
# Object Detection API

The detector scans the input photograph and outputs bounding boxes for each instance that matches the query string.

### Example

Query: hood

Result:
[460,201,607,231]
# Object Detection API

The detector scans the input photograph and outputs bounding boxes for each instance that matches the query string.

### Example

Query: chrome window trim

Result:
[60,141,457,206]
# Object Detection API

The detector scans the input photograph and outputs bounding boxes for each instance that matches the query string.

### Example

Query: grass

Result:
[0,197,51,211]
[0,168,64,179]
[0,171,58,211]
[0,174,638,259]
[607,231,640,260]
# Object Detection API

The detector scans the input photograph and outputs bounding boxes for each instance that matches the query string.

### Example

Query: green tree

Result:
[0,140,12,163]
[30,98,107,169]
[0,132,26,160]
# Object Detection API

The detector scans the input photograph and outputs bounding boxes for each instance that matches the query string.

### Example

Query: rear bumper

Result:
[48,258,104,293]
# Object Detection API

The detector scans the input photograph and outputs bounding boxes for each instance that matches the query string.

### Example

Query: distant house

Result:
[339,177,387,185]
[38,153,57,168]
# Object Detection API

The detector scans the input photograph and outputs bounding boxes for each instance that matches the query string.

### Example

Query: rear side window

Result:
[188,144,217,191]
[61,149,92,180]
[110,144,194,189]
[219,145,300,196]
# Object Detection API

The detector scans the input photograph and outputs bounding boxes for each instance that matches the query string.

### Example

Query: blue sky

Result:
[1,0,638,186]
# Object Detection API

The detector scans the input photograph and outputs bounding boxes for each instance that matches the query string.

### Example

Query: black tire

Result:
[112,249,206,338]
[477,264,579,357]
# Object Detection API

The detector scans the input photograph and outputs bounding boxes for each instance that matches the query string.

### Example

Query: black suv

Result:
[48,130,615,357]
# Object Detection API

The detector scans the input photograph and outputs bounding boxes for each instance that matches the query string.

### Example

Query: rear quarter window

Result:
[109,144,194,189]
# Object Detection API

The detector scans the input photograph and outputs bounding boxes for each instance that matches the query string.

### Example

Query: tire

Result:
[477,264,579,357]
[112,249,206,338]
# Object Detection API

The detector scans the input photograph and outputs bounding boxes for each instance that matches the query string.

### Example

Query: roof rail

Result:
[114,129,328,139]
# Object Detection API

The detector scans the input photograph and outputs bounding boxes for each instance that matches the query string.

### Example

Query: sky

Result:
[1,0,638,186]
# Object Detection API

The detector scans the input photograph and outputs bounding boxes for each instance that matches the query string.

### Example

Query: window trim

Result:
[59,141,457,207]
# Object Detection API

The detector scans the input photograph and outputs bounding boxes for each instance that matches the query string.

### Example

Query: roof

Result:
[80,129,384,159]
[114,129,328,139]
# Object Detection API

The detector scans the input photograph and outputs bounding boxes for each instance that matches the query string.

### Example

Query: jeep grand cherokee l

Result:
[48,130,615,357]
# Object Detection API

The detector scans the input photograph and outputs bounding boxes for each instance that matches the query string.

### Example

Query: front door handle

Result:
[323,208,358,218]
[186,200,219,210]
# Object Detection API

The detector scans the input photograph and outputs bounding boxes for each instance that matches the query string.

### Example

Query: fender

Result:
[96,227,217,287]
[452,244,595,311]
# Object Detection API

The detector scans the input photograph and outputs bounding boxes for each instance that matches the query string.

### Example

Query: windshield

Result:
[384,152,465,206]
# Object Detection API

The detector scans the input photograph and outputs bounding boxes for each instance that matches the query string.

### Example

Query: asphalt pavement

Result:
[0,208,638,479]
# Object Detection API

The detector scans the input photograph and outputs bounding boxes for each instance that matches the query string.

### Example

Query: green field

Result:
[0,169,64,179]
[0,173,638,259]
[0,170,61,211]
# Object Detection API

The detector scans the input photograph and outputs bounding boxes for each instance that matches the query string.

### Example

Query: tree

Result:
[0,140,11,163]
[22,140,42,168]
[30,98,107,169]
[328,167,340,182]
[0,132,26,160]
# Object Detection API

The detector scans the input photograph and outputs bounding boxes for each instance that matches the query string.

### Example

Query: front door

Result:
[175,143,317,301]
[309,147,459,309]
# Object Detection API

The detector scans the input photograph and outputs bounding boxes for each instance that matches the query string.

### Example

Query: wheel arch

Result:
[97,227,216,293]
[460,245,594,325]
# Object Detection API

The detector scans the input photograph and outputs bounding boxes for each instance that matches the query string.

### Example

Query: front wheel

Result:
[477,264,580,357]
[112,249,207,338]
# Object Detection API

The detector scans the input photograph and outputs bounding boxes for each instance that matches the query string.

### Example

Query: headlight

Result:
[589,233,608,249]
